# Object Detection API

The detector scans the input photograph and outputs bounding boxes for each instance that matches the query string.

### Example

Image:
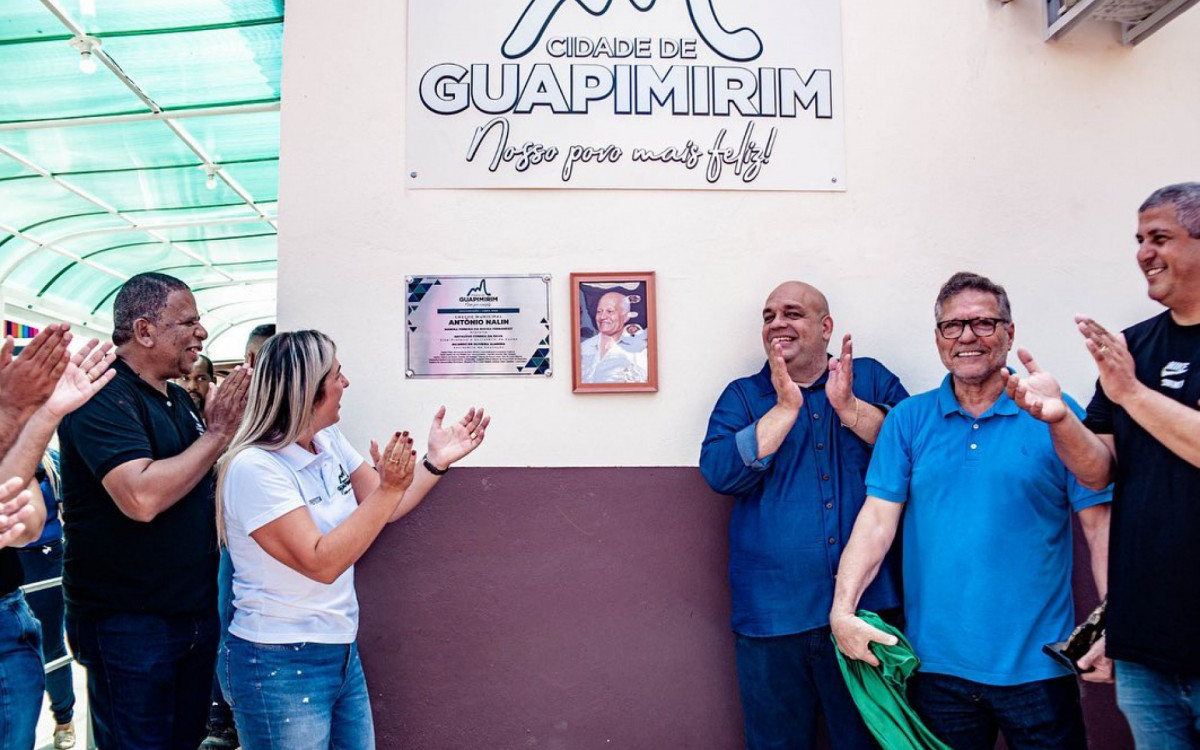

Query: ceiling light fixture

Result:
[201,164,221,190]
[69,35,101,75]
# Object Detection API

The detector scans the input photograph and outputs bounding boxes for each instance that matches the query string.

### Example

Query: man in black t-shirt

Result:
[1003,182,1200,748]
[58,272,250,750]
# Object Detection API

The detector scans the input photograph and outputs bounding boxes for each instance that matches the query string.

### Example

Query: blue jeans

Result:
[909,672,1087,750]
[66,610,219,750]
[207,547,236,730]
[17,542,75,724]
[0,590,43,750]
[219,633,375,750]
[1115,659,1200,749]
[735,627,878,750]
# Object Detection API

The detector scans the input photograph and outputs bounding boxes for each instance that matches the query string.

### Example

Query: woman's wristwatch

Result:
[422,454,449,476]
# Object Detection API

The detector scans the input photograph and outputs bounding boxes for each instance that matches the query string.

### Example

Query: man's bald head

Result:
[595,291,632,340]
[766,281,830,317]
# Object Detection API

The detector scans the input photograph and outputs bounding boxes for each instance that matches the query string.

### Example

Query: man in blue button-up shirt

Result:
[831,272,1111,750]
[701,281,909,750]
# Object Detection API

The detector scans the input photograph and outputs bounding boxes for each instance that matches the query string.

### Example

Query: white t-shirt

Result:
[222,425,365,644]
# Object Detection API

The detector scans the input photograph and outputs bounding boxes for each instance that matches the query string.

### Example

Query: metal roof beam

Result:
[0,145,237,282]
[0,103,281,132]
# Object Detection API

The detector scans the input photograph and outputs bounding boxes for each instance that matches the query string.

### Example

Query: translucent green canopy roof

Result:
[0,0,281,358]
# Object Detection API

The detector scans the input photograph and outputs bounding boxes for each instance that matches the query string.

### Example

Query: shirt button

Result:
[816,443,825,450]
[970,443,978,450]
[822,474,830,481]
[972,423,980,430]
[828,537,836,545]
[825,502,834,509]
[813,413,821,420]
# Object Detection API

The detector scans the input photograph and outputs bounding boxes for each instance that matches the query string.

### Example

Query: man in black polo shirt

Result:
[59,272,250,750]
[1004,182,1200,747]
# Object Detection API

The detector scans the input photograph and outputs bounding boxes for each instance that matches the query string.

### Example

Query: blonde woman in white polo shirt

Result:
[215,330,488,750]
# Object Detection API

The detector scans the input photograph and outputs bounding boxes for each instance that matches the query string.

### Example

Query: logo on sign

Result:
[502,0,763,61]
[460,279,500,303]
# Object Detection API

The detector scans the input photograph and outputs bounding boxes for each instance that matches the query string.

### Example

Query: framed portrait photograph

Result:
[570,272,658,393]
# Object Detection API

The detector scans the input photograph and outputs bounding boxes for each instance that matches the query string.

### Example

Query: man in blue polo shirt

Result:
[701,280,908,750]
[830,272,1111,750]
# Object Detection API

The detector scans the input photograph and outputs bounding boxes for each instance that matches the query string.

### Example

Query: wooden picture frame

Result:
[570,272,658,393]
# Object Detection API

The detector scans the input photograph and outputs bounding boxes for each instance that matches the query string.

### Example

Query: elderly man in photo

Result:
[58,272,251,750]
[1004,182,1200,748]
[831,272,1111,750]
[700,281,908,750]
[579,290,648,383]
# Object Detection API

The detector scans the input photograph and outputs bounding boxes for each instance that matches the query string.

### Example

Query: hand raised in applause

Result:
[370,431,416,493]
[0,477,38,549]
[1076,316,1139,405]
[426,406,490,471]
[204,365,252,442]
[0,325,71,415]
[1001,349,1070,424]
[768,340,803,412]
[42,338,117,419]
[826,333,856,414]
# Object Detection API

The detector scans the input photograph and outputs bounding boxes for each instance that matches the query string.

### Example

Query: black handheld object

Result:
[1043,599,1106,674]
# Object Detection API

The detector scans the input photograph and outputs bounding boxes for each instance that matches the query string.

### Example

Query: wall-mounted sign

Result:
[407,0,845,191]
[405,274,552,377]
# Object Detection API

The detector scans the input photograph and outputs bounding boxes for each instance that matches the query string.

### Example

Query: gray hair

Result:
[216,330,337,543]
[934,272,1012,322]
[111,272,190,346]
[1139,182,1200,239]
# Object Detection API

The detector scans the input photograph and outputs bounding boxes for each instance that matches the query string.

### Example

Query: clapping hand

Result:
[1001,349,1069,423]
[0,325,71,415]
[1076,316,1139,405]
[370,431,416,493]
[768,341,803,411]
[204,365,252,440]
[43,338,117,418]
[826,333,855,413]
[426,406,490,471]
[0,477,37,549]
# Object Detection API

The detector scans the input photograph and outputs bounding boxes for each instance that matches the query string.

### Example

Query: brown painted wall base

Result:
[355,468,1132,749]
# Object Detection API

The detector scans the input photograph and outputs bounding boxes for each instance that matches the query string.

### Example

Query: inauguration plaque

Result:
[405,274,552,378]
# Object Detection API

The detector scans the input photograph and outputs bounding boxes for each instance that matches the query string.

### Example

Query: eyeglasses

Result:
[936,317,1008,339]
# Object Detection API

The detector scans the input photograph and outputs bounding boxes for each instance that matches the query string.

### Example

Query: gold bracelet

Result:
[841,397,861,429]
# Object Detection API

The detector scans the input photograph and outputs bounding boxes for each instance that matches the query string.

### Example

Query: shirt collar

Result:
[114,356,178,402]
[936,371,1020,419]
[275,438,326,470]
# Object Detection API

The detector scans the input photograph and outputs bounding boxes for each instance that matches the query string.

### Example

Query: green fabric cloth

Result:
[833,611,954,750]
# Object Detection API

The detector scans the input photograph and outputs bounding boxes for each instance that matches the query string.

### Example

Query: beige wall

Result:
[277,0,1200,466]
